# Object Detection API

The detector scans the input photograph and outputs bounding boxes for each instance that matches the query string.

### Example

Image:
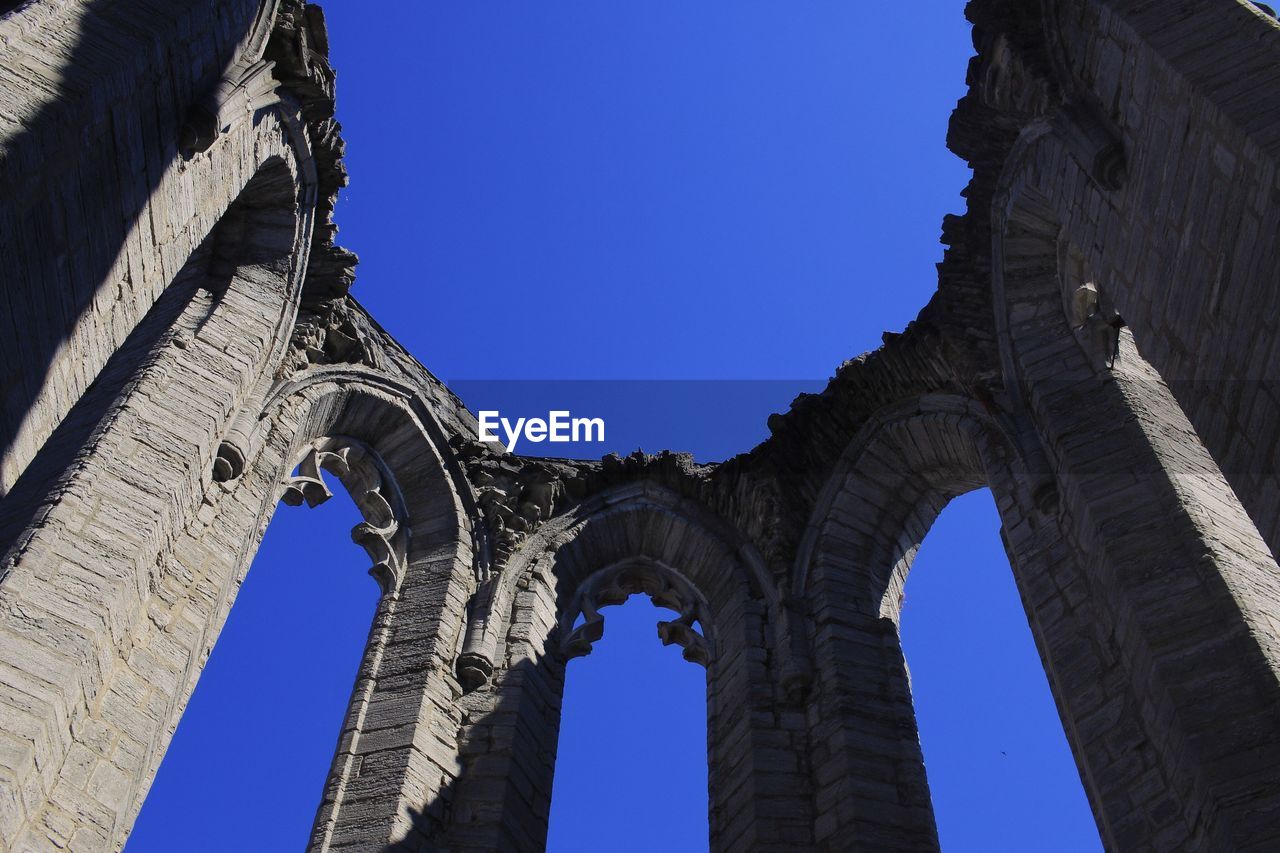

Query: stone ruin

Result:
[4,0,1280,849]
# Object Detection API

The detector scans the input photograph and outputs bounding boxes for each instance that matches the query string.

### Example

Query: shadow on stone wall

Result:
[388,654,565,853]
[0,0,257,494]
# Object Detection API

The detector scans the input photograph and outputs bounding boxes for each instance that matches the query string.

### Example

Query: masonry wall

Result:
[5,1,1280,852]
[995,0,1280,553]
[0,2,483,849]
[441,484,814,852]
[0,0,268,496]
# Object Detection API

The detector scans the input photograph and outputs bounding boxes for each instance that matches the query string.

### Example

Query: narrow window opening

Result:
[548,596,709,852]
[127,487,379,850]
[900,489,1101,852]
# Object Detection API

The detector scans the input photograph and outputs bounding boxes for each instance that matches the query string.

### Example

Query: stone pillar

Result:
[997,187,1280,849]
[0,145,312,848]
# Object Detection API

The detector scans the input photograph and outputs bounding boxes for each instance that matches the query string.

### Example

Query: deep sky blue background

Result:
[128,3,1101,851]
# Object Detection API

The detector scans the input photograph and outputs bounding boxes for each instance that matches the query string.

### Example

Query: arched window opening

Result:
[899,489,1101,852]
[126,479,380,851]
[547,596,710,852]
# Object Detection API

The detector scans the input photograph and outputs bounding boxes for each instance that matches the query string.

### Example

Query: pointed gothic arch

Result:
[441,482,815,852]
[797,395,1052,851]
[239,373,477,850]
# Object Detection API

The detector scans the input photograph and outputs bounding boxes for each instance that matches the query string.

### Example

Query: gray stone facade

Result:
[3,0,1280,850]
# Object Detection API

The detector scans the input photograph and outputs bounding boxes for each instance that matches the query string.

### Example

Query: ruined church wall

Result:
[1021,0,1280,552]
[441,484,815,853]
[0,0,270,496]
[8,0,1280,850]
[0,3,485,848]
[0,94,316,847]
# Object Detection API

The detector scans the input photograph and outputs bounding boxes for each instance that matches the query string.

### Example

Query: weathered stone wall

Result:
[0,2,478,848]
[1013,0,1280,555]
[5,0,1280,851]
[442,481,813,852]
[0,0,267,496]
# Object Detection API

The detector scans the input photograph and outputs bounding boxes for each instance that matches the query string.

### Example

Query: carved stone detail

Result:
[179,57,282,158]
[212,441,246,483]
[451,438,588,581]
[455,651,495,693]
[281,436,408,592]
[561,563,711,667]
[279,299,379,377]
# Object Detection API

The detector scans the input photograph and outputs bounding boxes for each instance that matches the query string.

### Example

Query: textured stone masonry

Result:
[4,0,1280,850]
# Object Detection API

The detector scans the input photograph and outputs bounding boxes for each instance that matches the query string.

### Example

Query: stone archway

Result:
[441,481,815,853]
[0,109,317,847]
[246,373,479,851]
[796,395,1050,851]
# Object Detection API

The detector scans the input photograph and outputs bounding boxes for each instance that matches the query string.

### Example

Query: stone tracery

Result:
[281,436,409,592]
[559,560,712,666]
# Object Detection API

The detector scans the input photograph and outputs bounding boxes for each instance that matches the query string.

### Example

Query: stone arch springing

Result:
[442,482,815,853]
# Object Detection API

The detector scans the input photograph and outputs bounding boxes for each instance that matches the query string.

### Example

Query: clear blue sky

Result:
[128,3,1102,850]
